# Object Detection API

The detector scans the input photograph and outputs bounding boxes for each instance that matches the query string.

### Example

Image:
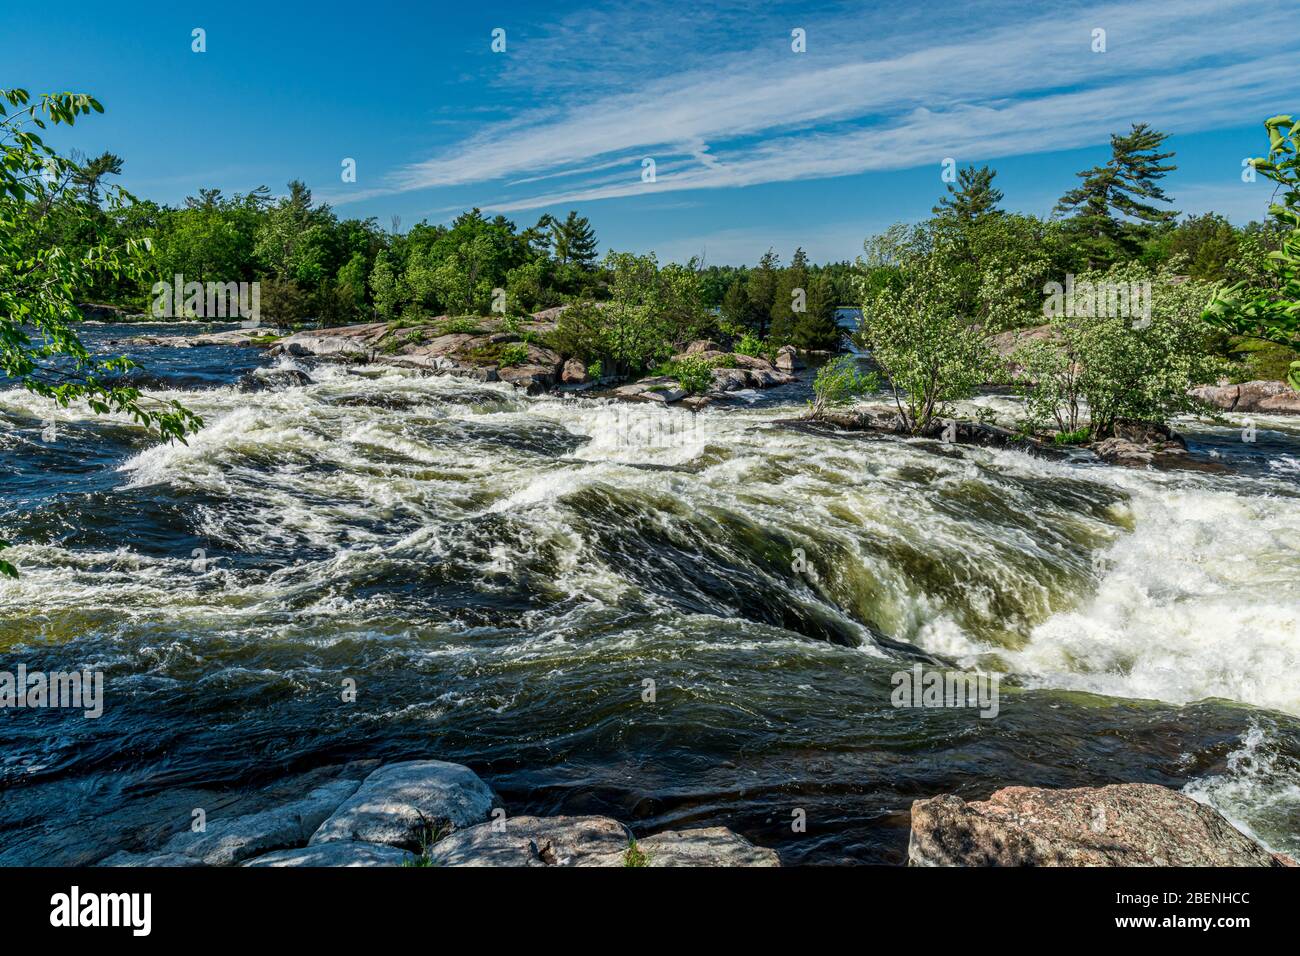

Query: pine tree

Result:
[769,248,809,346]
[933,165,1003,222]
[721,277,761,334]
[743,249,780,337]
[791,272,840,350]
[1055,123,1179,267]
[550,210,598,268]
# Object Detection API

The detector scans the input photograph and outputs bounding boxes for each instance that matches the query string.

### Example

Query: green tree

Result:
[933,165,1003,222]
[549,210,598,268]
[71,150,123,206]
[855,238,994,434]
[550,251,709,378]
[1056,123,1179,267]
[1203,114,1300,389]
[746,249,780,336]
[1017,263,1221,437]
[0,88,201,575]
[769,247,808,345]
[791,272,840,350]
[720,276,762,336]
[1159,213,1241,281]
[809,354,879,417]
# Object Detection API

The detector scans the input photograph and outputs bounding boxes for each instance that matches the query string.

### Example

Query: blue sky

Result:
[3,0,1296,264]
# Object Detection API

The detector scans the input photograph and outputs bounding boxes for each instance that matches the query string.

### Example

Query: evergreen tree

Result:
[933,165,1003,222]
[71,150,123,207]
[1055,123,1179,267]
[791,272,840,350]
[746,249,780,336]
[550,210,598,267]
[720,277,761,334]
[769,248,809,346]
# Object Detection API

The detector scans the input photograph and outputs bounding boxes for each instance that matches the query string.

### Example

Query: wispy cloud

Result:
[333,0,1297,212]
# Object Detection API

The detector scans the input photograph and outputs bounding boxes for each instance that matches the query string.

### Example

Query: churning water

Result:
[2,323,1298,863]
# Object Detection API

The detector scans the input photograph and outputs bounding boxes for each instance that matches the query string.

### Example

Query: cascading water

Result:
[1,323,1298,864]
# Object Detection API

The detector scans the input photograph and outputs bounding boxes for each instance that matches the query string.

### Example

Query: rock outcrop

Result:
[561,358,591,384]
[160,779,361,866]
[309,759,497,851]
[634,827,781,867]
[91,758,779,868]
[611,342,799,405]
[1090,419,1190,467]
[1191,379,1300,415]
[424,815,781,867]
[79,302,145,322]
[427,815,632,866]
[119,326,270,348]
[908,783,1294,867]
[244,842,416,867]
[775,345,804,371]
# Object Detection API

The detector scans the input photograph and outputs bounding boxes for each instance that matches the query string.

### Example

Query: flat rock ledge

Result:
[93,759,779,868]
[1190,379,1300,415]
[909,783,1296,867]
[426,816,779,867]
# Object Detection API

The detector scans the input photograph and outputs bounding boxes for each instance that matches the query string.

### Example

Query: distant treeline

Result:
[38,122,1289,357]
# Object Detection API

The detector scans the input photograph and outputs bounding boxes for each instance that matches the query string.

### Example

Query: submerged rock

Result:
[908,783,1293,867]
[236,368,314,392]
[309,759,497,850]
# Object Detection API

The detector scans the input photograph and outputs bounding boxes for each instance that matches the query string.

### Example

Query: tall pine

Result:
[721,277,762,334]
[550,210,598,267]
[790,272,840,350]
[746,249,781,337]
[1055,123,1178,267]
[769,248,809,346]
[933,165,1003,222]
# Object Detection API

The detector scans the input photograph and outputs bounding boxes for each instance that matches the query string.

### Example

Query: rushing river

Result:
[2,322,1299,864]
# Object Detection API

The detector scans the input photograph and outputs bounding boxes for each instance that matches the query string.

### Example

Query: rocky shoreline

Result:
[113,316,1297,470]
[85,755,1292,867]
[117,312,804,404]
[95,758,779,868]
[909,783,1295,867]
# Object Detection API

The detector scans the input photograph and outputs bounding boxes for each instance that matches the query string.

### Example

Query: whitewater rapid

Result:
[2,351,1299,858]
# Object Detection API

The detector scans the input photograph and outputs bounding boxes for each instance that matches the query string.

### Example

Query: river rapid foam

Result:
[2,331,1298,863]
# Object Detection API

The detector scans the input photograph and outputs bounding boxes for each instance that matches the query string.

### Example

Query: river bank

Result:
[89,756,1290,867]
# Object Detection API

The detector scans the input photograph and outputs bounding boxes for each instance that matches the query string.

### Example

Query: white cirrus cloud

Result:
[330,0,1297,212]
